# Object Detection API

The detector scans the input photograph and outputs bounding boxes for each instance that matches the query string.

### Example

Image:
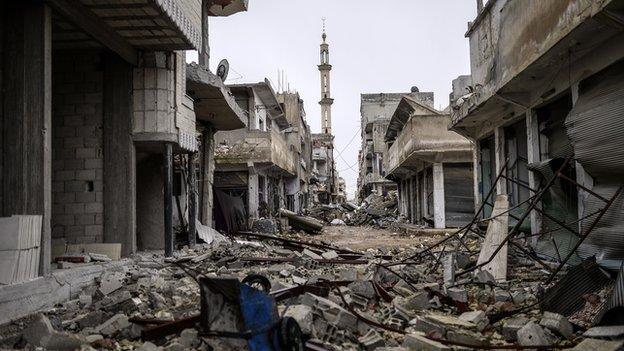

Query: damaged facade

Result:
[451,0,624,269]
[384,94,474,229]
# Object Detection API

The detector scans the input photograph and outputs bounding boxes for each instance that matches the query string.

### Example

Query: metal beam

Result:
[47,0,137,65]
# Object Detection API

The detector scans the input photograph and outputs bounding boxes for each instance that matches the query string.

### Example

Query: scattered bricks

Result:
[571,339,624,351]
[358,329,385,350]
[284,305,313,335]
[321,250,339,259]
[446,287,468,303]
[501,315,529,341]
[443,253,455,285]
[540,311,574,340]
[402,332,451,351]
[516,321,555,347]
[94,314,130,336]
[459,310,488,331]
[98,271,125,296]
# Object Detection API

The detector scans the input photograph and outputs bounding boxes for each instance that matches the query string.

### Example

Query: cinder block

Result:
[75,192,96,203]
[76,214,95,225]
[76,126,97,137]
[95,214,103,225]
[66,203,85,214]
[63,137,83,148]
[63,159,85,170]
[76,148,96,159]
[84,158,103,170]
[54,170,75,181]
[64,181,85,193]
[76,170,96,180]
[85,225,103,237]
[54,214,75,226]
[85,203,103,214]
[83,137,101,148]
[53,192,75,204]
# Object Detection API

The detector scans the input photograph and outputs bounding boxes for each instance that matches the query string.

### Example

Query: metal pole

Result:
[164,143,174,257]
[188,152,197,246]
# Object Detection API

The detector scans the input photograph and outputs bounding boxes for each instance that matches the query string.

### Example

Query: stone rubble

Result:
[0,226,621,351]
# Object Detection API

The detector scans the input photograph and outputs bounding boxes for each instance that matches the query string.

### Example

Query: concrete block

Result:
[22,313,54,347]
[540,311,573,339]
[348,280,376,299]
[94,314,130,336]
[583,325,624,339]
[76,169,96,180]
[65,203,85,214]
[98,271,125,296]
[517,321,555,347]
[502,315,529,340]
[85,202,103,214]
[75,192,96,203]
[403,332,451,351]
[76,214,95,225]
[284,305,313,335]
[571,339,624,351]
[179,328,200,348]
[443,253,455,285]
[411,315,446,337]
[358,329,385,350]
[393,292,431,320]
[459,310,488,331]
[76,147,96,159]
[321,250,339,259]
[302,248,322,260]
[84,158,103,169]
[447,287,468,303]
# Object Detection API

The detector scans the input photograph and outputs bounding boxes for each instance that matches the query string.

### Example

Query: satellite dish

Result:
[216,59,229,81]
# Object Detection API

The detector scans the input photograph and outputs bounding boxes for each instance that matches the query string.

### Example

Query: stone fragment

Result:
[284,305,313,335]
[76,311,108,329]
[571,339,624,351]
[164,342,185,351]
[425,314,476,330]
[22,313,55,347]
[501,315,529,340]
[393,292,431,320]
[583,325,624,339]
[85,334,103,343]
[475,269,496,284]
[516,321,555,347]
[98,271,125,296]
[447,287,468,303]
[459,310,488,331]
[79,293,92,307]
[136,341,162,351]
[446,329,487,347]
[402,332,451,350]
[94,314,130,336]
[410,316,446,337]
[302,248,322,260]
[540,311,573,339]
[302,293,358,332]
[358,329,385,350]
[179,328,200,348]
[443,253,455,285]
[321,250,339,259]
[348,280,376,299]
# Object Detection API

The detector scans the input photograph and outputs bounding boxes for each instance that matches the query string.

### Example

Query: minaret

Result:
[319,19,334,134]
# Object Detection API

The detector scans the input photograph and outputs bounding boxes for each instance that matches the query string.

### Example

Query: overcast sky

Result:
[188,0,477,199]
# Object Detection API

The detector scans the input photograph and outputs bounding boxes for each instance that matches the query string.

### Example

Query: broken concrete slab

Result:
[97,271,125,296]
[501,315,529,341]
[540,311,573,339]
[583,325,624,339]
[358,329,385,350]
[94,314,130,336]
[459,310,489,332]
[571,338,624,351]
[403,332,451,350]
[516,321,555,347]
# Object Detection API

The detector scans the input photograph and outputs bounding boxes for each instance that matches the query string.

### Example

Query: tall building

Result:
[311,22,341,204]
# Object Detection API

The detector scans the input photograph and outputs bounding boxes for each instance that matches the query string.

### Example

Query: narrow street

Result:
[1,0,624,350]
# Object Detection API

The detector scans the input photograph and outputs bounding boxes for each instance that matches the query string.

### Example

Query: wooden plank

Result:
[476,195,509,282]
[48,0,137,65]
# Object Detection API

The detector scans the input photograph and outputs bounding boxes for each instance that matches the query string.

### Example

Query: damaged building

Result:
[451,0,624,269]
[212,80,302,232]
[357,89,426,200]
[384,94,474,229]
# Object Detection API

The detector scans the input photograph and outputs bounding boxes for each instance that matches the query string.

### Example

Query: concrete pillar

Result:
[187,152,197,246]
[414,175,420,223]
[526,110,542,245]
[199,125,215,227]
[248,165,259,221]
[420,171,428,222]
[433,163,446,229]
[2,4,52,274]
[472,140,481,215]
[103,53,136,256]
[494,126,507,195]
[163,143,173,257]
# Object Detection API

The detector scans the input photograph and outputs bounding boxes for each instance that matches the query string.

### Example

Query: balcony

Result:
[451,0,621,137]
[386,98,473,177]
[215,129,296,176]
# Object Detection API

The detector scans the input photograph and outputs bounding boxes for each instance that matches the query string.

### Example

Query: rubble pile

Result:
[1,224,622,351]
[307,192,400,229]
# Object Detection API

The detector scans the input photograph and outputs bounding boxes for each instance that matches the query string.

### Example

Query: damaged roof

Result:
[385,95,443,142]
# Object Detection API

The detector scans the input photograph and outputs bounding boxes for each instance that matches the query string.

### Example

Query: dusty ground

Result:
[312,224,445,251]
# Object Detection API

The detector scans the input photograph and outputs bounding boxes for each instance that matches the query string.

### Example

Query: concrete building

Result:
[451,0,624,268]
[385,95,474,228]
[277,91,313,213]
[311,26,339,204]
[357,89,430,200]
[212,80,296,231]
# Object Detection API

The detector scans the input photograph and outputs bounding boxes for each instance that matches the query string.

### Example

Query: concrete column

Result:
[433,163,446,229]
[472,140,481,215]
[421,171,428,222]
[526,109,542,245]
[494,126,507,195]
[187,152,197,246]
[414,175,420,223]
[2,4,52,274]
[103,53,136,256]
[163,143,173,257]
[200,125,215,227]
[248,165,259,221]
